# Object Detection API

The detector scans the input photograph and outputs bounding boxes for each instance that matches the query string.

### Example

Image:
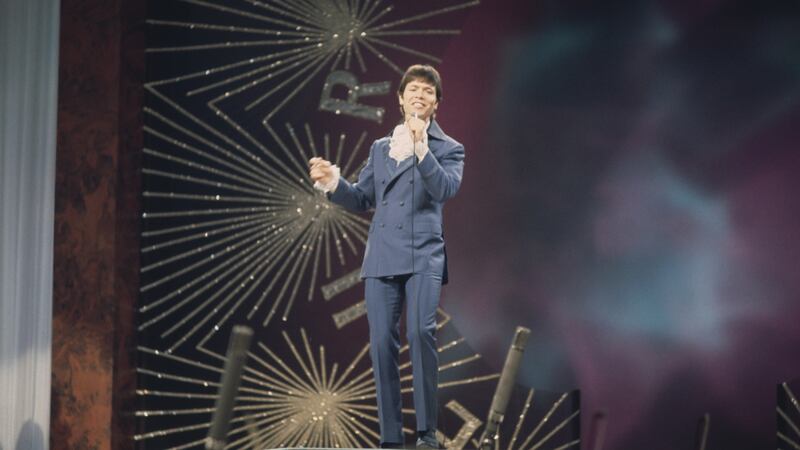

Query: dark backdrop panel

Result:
[135,1,580,449]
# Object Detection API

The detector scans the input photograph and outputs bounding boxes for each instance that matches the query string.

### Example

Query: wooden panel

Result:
[50,0,145,448]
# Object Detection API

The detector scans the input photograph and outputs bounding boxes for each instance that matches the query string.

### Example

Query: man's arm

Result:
[416,142,464,202]
[309,143,376,212]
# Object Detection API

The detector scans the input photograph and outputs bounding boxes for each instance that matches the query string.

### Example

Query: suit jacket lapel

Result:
[383,144,397,179]
[427,119,446,142]
[382,119,446,195]
[385,155,414,190]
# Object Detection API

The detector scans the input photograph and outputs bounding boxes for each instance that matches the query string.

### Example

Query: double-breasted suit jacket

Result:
[329,120,465,283]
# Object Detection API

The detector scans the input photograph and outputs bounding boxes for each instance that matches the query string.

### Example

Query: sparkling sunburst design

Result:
[139,89,370,350]
[146,0,480,174]
[469,388,581,450]
[147,0,479,105]
[134,329,379,449]
[140,0,480,350]
[135,316,499,449]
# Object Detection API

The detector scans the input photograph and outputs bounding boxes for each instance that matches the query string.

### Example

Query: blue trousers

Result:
[365,273,442,444]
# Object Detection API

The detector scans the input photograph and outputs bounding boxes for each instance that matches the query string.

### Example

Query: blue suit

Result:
[329,120,464,444]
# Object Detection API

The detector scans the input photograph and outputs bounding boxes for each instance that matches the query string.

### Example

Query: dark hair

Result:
[397,64,443,103]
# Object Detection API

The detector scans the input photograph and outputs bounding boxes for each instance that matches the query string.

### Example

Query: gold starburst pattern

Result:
[135,329,379,449]
[139,0,481,351]
[139,87,370,350]
[135,317,500,449]
[147,0,479,107]
[470,388,581,450]
[144,1,481,212]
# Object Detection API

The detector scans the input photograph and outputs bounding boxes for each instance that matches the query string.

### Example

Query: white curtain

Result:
[0,0,59,448]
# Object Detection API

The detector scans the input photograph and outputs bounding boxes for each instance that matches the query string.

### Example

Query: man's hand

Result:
[406,115,426,143]
[309,157,336,186]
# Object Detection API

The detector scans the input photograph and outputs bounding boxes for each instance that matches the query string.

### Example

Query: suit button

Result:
[382,200,387,206]
[397,224,403,229]
[409,179,414,184]
[399,201,405,206]
[381,179,386,184]
[380,223,385,228]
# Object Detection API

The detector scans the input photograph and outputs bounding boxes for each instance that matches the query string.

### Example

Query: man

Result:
[309,64,464,449]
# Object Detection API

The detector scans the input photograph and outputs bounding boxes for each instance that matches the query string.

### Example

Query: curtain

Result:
[0,0,59,448]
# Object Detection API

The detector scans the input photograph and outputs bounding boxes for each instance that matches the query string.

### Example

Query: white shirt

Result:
[388,121,430,164]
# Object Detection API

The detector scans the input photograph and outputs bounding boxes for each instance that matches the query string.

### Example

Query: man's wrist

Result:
[415,139,429,162]
[313,166,341,193]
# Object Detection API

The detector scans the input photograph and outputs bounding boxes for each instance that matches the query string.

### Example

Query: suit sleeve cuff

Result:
[416,148,439,177]
[414,134,429,162]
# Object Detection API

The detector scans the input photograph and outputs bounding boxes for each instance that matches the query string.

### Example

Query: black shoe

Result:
[416,430,444,449]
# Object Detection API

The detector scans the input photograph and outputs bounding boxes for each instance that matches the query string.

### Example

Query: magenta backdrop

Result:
[437,1,800,449]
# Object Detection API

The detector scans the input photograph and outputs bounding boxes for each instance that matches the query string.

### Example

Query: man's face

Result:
[399,78,439,121]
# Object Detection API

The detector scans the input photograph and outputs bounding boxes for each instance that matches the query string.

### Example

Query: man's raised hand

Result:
[407,114,426,143]
[309,157,336,186]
